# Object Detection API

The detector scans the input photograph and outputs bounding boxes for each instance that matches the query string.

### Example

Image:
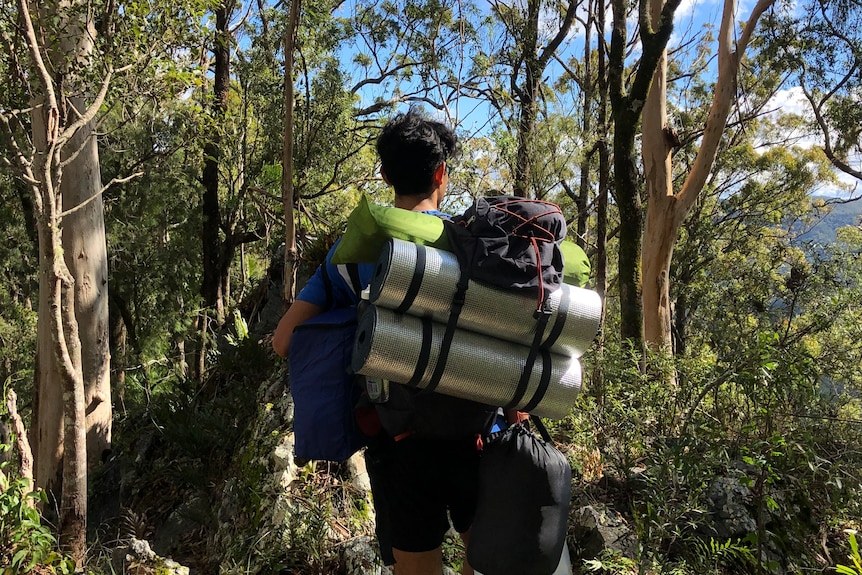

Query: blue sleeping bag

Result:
[288,307,367,462]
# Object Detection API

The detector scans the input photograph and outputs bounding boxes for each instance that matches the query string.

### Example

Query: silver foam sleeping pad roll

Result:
[370,238,602,358]
[352,306,582,420]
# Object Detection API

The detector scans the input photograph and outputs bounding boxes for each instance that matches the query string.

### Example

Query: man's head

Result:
[377,108,460,197]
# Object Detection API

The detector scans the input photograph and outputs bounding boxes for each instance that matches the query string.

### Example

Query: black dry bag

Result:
[467,421,571,575]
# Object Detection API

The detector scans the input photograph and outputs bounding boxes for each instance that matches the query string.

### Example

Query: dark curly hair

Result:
[376,108,460,196]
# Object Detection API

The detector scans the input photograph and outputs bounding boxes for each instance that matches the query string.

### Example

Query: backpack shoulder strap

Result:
[320,261,363,309]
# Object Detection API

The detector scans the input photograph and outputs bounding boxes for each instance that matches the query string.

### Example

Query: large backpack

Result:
[369,196,573,437]
[432,196,569,406]
[289,196,585,451]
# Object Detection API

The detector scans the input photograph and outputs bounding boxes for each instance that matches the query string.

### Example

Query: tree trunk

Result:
[63,97,112,468]
[640,0,775,351]
[593,0,610,403]
[17,0,120,562]
[642,194,679,348]
[613,124,645,348]
[32,122,89,563]
[576,0,594,248]
[609,0,684,352]
[201,1,232,323]
[109,294,128,414]
[282,0,301,303]
[513,0,539,199]
[640,0,682,353]
[609,0,643,350]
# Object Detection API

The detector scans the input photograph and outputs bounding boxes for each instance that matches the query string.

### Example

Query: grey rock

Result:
[341,536,393,575]
[704,476,757,539]
[112,538,189,575]
[571,504,637,560]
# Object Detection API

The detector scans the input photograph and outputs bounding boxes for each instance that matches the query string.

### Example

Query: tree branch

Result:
[5,389,35,506]
[537,0,579,69]
[677,0,776,213]
[59,172,144,218]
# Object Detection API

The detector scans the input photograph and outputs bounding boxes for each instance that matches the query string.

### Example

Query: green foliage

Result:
[837,531,862,575]
[0,175,38,394]
[0,464,75,574]
[582,549,637,574]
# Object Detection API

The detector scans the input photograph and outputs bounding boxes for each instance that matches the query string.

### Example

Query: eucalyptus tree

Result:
[0,0,210,562]
[639,0,775,356]
[605,0,776,353]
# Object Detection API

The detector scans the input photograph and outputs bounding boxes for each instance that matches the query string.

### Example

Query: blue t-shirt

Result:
[297,209,448,309]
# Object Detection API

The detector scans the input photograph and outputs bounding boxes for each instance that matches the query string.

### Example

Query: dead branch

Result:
[4,389,35,507]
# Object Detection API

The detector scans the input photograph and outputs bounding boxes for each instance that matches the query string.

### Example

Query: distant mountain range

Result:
[794,198,862,245]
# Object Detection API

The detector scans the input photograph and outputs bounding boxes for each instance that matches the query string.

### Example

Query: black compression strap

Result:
[505,309,551,410]
[395,244,426,314]
[407,317,434,387]
[543,287,570,349]
[522,349,552,413]
[529,414,553,443]
[424,269,470,394]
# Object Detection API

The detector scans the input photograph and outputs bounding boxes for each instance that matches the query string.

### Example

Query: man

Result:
[272,109,487,575]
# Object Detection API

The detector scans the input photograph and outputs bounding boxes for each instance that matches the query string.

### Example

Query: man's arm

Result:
[272,299,324,358]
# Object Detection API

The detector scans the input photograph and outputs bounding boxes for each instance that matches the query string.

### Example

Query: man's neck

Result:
[394,193,440,212]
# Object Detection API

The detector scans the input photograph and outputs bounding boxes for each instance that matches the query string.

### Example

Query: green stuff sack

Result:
[331,195,450,264]
[560,240,590,288]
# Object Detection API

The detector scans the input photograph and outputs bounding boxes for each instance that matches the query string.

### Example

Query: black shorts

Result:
[364,434,481,564]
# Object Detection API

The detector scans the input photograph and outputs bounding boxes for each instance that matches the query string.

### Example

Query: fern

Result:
[836,531,862,575]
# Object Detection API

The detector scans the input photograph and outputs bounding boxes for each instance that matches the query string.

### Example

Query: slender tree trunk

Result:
[109,294,128,413]
[576,0,594,247]
[513,0,539,198]
[32,104,88,562]
[202,1,232,323]
[282,0,301,303]
[641,0,681,353]
[5,390,35,504]
[609,0,644,350]
[593,0,610,404]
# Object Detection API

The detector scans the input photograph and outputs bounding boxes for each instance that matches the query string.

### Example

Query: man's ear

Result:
[380,167,392,185]
[432,162,446,186]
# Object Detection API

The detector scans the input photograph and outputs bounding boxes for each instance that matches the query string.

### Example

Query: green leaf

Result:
[11,548,28,568]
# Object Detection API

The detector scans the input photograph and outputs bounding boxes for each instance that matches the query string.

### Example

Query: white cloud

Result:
[767,86,810,117]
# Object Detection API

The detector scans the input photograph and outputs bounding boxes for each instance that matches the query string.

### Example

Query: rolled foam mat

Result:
[370,238,602,358]
[352,306,582,419]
